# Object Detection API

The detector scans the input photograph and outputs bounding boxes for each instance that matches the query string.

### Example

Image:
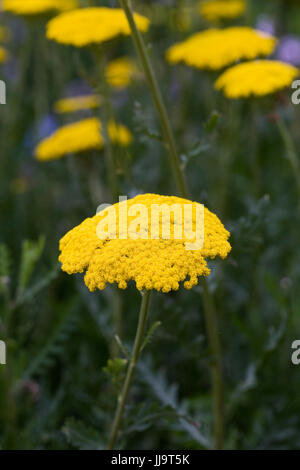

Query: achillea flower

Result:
[58,194,231,293]
[35,117,132,161]
[215,60,299,98]
[46,7,150,47]
[198,0,246,22]
[105,57,138,88]
[166,27,276,70]
[54,95,101,114]
[3,0,78,16]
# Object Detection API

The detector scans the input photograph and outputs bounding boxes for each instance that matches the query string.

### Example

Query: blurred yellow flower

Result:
[10,177,30,195]
[3,0,78,16]
[54,95,101,114]
[0,47,7,63]
[198,0,246,22]
[59,194,231,292]
[35,118,132,161]
[105,57,138,88]
[166,27,276,70]
[46,7,150,47]
[215,60,299,98]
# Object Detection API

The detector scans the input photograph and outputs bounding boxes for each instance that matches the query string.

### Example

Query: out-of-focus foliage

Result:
[0,0,300,450]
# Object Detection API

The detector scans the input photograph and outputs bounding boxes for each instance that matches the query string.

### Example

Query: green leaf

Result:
[204,110,221,133]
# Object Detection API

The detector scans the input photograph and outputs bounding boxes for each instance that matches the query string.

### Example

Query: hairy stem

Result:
[107,290,151,450]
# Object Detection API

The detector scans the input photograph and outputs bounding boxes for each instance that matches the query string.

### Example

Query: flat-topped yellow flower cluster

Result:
[59,194,231,293]
[35,118,132,161]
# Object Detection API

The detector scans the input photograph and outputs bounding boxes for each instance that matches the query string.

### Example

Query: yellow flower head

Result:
[0,47,8,63]
[34,117,132,161]
[54,95,101,114]
[105,57,138,88]
[215,60,299,98]
[3,0,78,16]
[46,7,150,47]
[166,27,277,70]
[58,194,231,293]
[198,0,246,22]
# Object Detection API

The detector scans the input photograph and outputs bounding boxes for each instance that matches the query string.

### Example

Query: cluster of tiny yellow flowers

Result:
[215,60,299,98]
[58,194,231,293]
[105,57,139,88]
[198,0,246,22]
[46,7,150,47]
[166,27,276,70]
[54,95,101,114]
[35,118,132,161]
[3,0,78,16]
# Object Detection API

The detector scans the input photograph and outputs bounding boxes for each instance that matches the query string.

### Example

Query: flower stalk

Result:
[120,0,225,449]
[107,290,151,450]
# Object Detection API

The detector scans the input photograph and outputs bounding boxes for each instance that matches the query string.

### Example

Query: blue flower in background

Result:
[276,35,300,66]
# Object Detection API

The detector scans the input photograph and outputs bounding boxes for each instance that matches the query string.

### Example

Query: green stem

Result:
[201,278,224,450]
[120,0,224,449]
[107,290,151,450]
[119,0,189,198]
[276,115,300,205]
